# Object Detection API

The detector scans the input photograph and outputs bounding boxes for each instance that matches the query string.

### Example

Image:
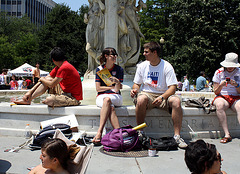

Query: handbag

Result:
[101,125,142,152]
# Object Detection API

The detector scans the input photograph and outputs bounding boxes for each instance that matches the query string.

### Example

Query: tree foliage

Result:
[37,4,88,73]
[139,0,240,82]
[0,12,38,70]
[139,0,173,42]
[165,0,240,80]
[0,35,15,69]
[138,0,174,61]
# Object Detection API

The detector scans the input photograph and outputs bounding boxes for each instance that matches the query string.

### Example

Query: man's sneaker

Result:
[174,135,188,149]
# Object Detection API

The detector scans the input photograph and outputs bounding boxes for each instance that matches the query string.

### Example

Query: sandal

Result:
[220,136,232,143]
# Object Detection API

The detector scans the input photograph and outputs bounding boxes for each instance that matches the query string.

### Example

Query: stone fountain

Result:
[1,1,239,139]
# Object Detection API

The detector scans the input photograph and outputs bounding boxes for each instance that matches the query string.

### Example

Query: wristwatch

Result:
[160,96,164,100]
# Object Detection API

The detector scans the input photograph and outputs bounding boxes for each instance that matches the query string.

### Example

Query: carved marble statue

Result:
[117,0,146,73]
[85,0,146,74]
[84,0,105,72]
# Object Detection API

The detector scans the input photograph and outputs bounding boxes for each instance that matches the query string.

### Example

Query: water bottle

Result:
[25,124,32,139]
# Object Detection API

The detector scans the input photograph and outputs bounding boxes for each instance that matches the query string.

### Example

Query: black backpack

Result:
[29,124,72,150]
[141,136,178,151]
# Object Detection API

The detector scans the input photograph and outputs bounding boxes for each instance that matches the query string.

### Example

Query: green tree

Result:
[0,12,36,43]
[14,33,39,66]
[0,12,38,70]
[0,35,16,70]
[37,4,88,73]
[166,0,240,80]
[138,0,174,61]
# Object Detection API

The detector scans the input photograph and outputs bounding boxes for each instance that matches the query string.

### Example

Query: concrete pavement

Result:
[0,136,240,174]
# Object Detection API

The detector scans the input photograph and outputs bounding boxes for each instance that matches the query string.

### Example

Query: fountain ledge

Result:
[0,103,239,139]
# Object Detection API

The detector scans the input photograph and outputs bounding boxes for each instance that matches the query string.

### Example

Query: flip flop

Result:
[220,136,232,143]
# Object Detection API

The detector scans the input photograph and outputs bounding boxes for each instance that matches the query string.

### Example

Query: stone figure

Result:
[85,0,146,74]
[117,0,146,74]
[84,0,105,72]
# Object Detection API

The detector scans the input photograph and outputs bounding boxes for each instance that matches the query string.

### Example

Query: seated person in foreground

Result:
[212,52,240,143]
[92,47,124,144]
[185,140,227,174]
[29,138,80,174]
[15,47,83,107]
[130,41,187,148]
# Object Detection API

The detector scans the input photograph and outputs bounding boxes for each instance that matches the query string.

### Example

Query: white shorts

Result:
[96,94,123,108]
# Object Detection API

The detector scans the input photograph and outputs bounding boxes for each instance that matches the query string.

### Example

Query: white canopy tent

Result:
[8,63,49,77]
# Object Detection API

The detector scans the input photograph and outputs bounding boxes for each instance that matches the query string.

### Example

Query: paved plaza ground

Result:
[0,136,240,174]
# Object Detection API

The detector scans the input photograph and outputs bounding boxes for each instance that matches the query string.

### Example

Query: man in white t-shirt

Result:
[130,41,187,148]
[182,75,189,91]
[0,69,8,85]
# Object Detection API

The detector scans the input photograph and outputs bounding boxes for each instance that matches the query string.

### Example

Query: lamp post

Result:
[159,37,165,59]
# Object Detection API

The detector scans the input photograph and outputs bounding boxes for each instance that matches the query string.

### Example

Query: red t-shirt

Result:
[50,61,83,100]
[9,80,18,89]
[25,79,31,86]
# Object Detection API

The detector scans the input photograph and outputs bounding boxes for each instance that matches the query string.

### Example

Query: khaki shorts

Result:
[134,91,179,113]
[47,84,80,107]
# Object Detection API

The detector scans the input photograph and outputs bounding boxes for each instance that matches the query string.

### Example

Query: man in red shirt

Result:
[15,47,83,107]
[25,78,32,88]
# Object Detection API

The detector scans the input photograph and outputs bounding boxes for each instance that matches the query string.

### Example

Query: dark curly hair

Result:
[99,47,118,65]
[185,140,219,174]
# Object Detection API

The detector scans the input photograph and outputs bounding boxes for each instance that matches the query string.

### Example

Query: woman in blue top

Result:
[93,47,124,145]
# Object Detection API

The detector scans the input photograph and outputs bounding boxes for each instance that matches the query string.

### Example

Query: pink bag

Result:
[101,125,142,152]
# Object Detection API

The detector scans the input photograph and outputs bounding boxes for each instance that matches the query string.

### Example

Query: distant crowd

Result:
[177,71,212,92]
[0,69,34,90]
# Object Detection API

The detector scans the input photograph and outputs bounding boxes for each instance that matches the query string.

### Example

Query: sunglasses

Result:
[109,53,118,56]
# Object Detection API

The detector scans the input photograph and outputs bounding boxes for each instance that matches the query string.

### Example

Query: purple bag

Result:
[101,125,142,152]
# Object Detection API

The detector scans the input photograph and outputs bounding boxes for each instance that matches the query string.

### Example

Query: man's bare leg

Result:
[135,95,148,125]
[169,96,182,136]
[14,77,51,105]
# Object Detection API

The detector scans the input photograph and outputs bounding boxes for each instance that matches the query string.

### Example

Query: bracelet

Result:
[160,96,164,100]
[235,83,240,88]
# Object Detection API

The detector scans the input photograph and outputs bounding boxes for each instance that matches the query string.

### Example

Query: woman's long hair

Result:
[41,138,80,170]
[41,138,69,169]
[99,47,118,65]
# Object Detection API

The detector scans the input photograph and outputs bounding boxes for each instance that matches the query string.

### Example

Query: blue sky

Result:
[53,0,146,12]
[53,0,89,11]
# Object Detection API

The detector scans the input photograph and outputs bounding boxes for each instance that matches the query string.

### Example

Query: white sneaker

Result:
[174,135,187,149]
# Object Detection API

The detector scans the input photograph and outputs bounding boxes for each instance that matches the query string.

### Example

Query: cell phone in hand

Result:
[226,77,230,87]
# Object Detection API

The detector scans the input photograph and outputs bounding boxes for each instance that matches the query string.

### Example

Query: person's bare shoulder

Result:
[28,164,47,174]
